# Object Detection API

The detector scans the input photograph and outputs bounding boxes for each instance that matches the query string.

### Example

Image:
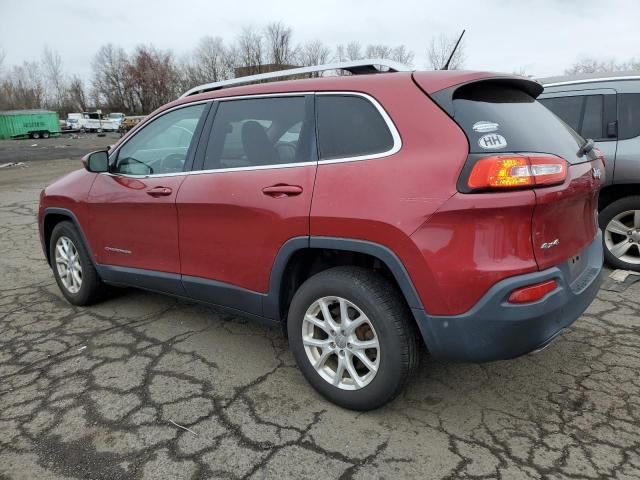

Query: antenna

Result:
[442,29,465,70]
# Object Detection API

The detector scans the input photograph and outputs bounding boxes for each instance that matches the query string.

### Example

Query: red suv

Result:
[38,61,604,410]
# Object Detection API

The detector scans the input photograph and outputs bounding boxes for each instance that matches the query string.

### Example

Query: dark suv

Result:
[539,72,640,271]
[39,61,604,410]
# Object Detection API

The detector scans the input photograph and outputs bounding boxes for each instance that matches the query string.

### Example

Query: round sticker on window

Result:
[478,133,507,149]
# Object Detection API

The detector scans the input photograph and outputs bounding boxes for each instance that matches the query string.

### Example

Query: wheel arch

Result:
[599,184,640,211]
[42,208,94,266]
[265,237,424,324]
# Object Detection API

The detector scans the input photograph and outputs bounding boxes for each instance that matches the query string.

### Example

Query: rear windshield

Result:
[452,83,585,163]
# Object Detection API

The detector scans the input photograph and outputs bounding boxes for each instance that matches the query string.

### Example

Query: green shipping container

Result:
[0,110,60,140]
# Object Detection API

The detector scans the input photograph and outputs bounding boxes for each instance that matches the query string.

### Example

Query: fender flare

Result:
[41,207,95,266]
[264,236,424,320]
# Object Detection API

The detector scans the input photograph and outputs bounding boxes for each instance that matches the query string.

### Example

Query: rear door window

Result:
[451,83,585,163]
[316,95,394,160]
[539,94,606,140]
[618,93,640,140]
[538,96,583,132]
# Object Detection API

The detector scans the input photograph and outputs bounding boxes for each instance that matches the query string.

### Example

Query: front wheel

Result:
[50,221,105,305]
[287,266,419,410]
[600,196,640,271]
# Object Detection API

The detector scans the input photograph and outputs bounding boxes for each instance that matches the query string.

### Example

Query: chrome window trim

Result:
[106,91,401,179]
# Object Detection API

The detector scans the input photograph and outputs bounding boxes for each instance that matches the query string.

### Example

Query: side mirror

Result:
[83,150,109,173]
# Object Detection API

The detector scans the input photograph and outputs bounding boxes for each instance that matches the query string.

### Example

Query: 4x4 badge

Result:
[541,239,560,250]
[592,167,602,179]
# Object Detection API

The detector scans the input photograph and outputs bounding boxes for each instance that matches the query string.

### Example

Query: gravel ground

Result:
[0,145,639,479]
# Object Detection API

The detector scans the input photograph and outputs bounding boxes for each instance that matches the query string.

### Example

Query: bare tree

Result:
[390,45,414,65]
[41,47,66,109]
[265,22,297,66]
[0,48,5,76]
[365,44,393,59]
[565,57,620,75]
[126,45,180,114]
[180,36,234,91]
[65,75,87,111]
[0,61,45,110]
[235,26,265,75]
[298,40,331,67]
[427,33,465,70]
[92,44,130,111]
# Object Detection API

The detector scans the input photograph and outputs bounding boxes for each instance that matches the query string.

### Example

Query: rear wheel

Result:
[600,196,640,271]
[50,221,105,305]
[287,266,419,410]
[31,132,40,139]
[42,131,50,139]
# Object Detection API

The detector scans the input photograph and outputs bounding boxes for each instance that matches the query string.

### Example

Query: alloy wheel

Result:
[604,210,640,265]
[302,296,380,390]
[55,236,83,293]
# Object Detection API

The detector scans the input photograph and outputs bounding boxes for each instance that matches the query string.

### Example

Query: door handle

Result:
[262,185,303,198]
[146,186,173,197]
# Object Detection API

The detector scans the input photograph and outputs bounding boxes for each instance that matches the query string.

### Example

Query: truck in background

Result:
[66,112,120,132]
[0,110,60,139]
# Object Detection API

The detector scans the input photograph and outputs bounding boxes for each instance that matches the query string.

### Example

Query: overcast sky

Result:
[0,0,638,80]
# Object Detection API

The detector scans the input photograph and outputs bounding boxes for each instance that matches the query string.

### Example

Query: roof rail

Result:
[179,58,413,98]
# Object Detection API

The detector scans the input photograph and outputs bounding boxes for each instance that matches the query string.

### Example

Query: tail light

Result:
[508,279,558,304]
[465,154,567,191]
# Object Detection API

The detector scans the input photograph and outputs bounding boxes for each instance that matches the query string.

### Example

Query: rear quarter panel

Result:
[310,76,469,314]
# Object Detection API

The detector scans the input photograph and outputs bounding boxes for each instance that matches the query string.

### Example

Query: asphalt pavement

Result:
[0,143,639,479]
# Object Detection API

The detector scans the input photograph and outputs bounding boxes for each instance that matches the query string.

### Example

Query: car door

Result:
[539,88,617,183]
[86,102,208,275]
[176,95,317,316]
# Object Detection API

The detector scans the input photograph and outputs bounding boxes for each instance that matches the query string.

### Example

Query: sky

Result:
[0,0,638,80]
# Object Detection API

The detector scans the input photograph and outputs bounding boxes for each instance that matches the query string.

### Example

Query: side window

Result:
[539,96,583,132]
[618,93,640,140]
[539,94,606,140]
[202,96,310,170]
[581,95,604,140]
[115,104,205,175]
[316,95,394,160]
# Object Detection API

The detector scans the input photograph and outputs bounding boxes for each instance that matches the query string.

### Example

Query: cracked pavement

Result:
[1,156,639,479]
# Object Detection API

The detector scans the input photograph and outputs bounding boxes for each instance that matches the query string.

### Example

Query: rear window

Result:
[316,95,394,160]
[618,93,640,140]
[452,84,585,163]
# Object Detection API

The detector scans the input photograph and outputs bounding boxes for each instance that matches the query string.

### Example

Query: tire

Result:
[287,266,419,410]
[42,131,50,139]
[50,221,105,305]
[599,195,640,271]
[31,132,40,139]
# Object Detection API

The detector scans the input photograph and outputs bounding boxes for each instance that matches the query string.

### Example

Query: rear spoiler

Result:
[428,77,544,116]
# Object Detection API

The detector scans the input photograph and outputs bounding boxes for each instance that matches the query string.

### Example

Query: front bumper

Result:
[414,232,603,362]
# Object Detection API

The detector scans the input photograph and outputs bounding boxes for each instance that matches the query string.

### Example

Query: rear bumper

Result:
[414,232,603,362]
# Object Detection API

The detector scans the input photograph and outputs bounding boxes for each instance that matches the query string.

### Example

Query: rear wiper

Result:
[577,138,595,157]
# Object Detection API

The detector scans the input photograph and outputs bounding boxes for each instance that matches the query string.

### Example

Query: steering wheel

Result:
[161,153,186,173]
